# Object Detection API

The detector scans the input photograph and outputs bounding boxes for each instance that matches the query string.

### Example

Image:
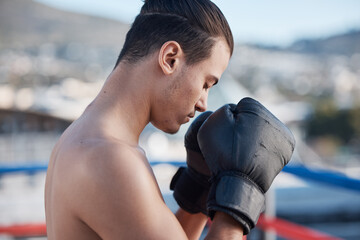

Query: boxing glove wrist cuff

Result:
[207,172,265,234]
[170,167,210,215]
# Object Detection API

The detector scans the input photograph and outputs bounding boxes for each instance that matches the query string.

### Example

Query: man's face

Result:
[152,39,231,134]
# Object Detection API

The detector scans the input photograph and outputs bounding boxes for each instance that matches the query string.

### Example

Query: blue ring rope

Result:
[282,165,360,192]
[0,161,359,192]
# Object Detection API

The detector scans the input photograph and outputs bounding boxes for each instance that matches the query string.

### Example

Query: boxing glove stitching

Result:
[238,109,295,147]
[239,97,295,147]
[231,109,265,193]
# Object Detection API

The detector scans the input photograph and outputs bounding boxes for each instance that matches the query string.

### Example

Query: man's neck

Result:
[81,60,155,145]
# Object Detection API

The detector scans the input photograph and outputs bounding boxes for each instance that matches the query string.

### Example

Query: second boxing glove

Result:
[170,111,212,215]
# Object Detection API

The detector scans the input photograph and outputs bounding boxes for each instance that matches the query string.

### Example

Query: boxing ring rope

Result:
[282,165,360,192]
[0,161,358,239]
[256,215,341,240]
[1,161,359,193]
[0,223,46,237]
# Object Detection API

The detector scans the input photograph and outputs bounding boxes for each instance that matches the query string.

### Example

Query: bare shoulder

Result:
[69,139,187,239]
[82,140,154,186]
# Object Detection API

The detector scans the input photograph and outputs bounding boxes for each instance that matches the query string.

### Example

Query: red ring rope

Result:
[257,214,342,240]
[0,223,46,237]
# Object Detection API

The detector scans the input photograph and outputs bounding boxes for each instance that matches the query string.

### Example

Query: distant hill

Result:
[0,0,130,49]
[1,0,359,56]
[287,29,360,56]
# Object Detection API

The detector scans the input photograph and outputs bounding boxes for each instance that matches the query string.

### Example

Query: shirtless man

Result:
[45,0,294,239]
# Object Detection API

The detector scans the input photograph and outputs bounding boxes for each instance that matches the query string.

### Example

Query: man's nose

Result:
[195,91,208,112]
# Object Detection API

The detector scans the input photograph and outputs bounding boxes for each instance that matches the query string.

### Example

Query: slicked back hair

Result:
[115,0,233,67]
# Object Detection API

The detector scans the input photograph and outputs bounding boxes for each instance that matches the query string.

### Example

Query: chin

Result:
[152,121,181,134]
[162,124,181,134]
[163,128,180,134]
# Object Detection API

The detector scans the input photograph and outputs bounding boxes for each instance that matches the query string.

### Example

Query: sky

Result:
[35,0,360,46]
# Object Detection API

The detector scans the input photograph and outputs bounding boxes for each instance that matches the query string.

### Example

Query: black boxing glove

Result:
[198,97,295,234]
[170,111,212,215]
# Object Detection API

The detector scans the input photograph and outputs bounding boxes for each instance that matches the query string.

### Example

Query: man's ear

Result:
[158,41,183,75]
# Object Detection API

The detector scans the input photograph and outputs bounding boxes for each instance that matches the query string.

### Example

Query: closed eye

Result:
[204,75,219,90]
[203,82,210,90]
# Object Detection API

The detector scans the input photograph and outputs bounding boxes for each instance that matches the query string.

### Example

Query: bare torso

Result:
[44,115,166,239]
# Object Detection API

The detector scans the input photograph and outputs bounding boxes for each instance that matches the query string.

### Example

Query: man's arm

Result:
[175,208,208,240]
[205,212,244,240]
[175,209,244,240]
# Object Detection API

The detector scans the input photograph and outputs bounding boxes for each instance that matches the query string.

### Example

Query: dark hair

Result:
[114,0,233,67]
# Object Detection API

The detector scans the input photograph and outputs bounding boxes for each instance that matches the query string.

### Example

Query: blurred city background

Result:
[0,0,360,239]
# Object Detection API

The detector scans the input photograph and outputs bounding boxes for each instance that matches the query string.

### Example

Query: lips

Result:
[184,114,194,123]
[188,112,195,118]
